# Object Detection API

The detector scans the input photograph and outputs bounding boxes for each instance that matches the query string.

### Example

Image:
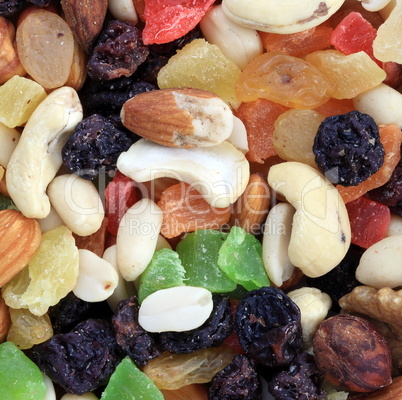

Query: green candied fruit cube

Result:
[0,341,46,400]
[176,229,237,293]
[138,248,186,303]
[218,226,270,291]
[157,38,241,109]
[101,357,164,400]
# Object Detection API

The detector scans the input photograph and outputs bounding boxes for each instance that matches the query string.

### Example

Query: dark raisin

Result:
[112,296,160,367]
[367,157,402,207]
[208,354,262,400]
[158,295,233,354]
[0,0,26,16]
[62,114,133,180]
[234,286,303,368]
[48,291,113,334]
[306,244,364,312]
[135,55,169,84]
[313,111,384,186]
[267,352,326,400]
[31,319,120,395]
[390,203,402,217]
[87,20,149,81]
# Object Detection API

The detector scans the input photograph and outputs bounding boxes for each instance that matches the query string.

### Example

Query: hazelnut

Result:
[313,314,392,392]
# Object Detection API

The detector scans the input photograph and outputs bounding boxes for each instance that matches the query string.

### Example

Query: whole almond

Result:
[0,209,42,286]
[121,88,234,148]
[61,0,108,53]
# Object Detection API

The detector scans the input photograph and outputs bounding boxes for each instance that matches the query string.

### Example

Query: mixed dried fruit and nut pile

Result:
[1,0,402,399]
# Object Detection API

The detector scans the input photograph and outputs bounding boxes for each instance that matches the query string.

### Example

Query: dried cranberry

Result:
[112,296,160,367]
[209,354,262,400]
[235,287,303,368]
[87,20,149,81]
[31,319,120,395]
[158,295,233,354]
[313,111,384,186]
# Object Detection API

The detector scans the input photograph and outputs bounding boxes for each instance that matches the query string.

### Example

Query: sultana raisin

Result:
[313,111,385,186]
[31,319,120,395]
[112,296,160,367]
[208,354,262,400]
[235,286,303,368]
[267,352,326,400]
[158,295,233,354]
[62,114,133,180]
[87,20,149,81]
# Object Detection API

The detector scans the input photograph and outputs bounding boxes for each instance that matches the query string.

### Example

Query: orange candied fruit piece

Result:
[259,24,333,58]
[337,124,402,203]
[235,99,289,163]
[314,98,355,118]
[157,182,231,238]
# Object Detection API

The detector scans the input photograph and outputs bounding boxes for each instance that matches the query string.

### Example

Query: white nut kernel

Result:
[116,198,163,281]
[356,235,402,288]
[200,5,263,69]
[226,116,249,154]
[73,249,119,302]
[37,206,64,233]
[288,287,331,348]
[60,393,99,400]
[267,162,351,278]
[388,214,402,237]
[0,122,20,168]
[353,83,402,128]
[262,202,296,286]
[43,374,56,400]
[47,174,104,236]
[6,87,83,218]
[108,0,138,24]
[138,286,213,333]
[221,0,346,34]
[359,0,392,12]
[117,139,250,208]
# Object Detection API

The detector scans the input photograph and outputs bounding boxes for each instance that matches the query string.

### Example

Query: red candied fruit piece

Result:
[346,196,390,249]
[105,171,140,236]
[142,0,215,45]
[331,12,378,63]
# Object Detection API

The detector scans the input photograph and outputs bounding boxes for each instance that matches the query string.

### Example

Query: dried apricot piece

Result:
[235,99,289,163]
[337,124,402,203]
[158,182,230,238]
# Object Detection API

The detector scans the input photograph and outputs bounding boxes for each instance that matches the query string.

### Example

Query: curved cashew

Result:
[117,139,250,208]
[267,162,351,278]
[6,87,83,218]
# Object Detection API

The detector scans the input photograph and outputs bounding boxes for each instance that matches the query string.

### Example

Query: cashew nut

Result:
[6,86,83,218]
[262,202,296,286]
[116,198,163,282]
[267,162,351,278]
[117,139,249,208]
[221,0,345,34]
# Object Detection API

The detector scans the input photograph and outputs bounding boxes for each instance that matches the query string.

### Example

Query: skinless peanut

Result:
[138,286,214,333]
[262,202,296,286]
[6,87,83,219]
[116,198,163,281]
[117,139,250,208]
[47,174,104,237]
[267,162,351,278]
[73,249,119,302]
[0,122,20,168]
[355,235,402,288]
[108,0,138,24]
[200,4,263,69]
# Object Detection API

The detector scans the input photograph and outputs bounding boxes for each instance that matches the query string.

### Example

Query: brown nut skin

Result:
[313,314,392,393]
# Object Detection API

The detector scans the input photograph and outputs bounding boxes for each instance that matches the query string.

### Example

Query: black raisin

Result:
[62,114,132,180]
[48,291,113,334]
[306,244,364,312]
[0,0,26,16]
[87,20,149,81]
[234,286,303,368]
[208,354,262,400]
[112,296,160,367]
[313,111,384,186]
[267,352,326,400]
[31,319,120,395]
[158,295,233,354]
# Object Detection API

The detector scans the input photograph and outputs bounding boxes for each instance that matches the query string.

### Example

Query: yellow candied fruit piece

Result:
[305,50,386,100]
[2,225,79,316]
[0,76,47,128]
[157,39,241,109]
